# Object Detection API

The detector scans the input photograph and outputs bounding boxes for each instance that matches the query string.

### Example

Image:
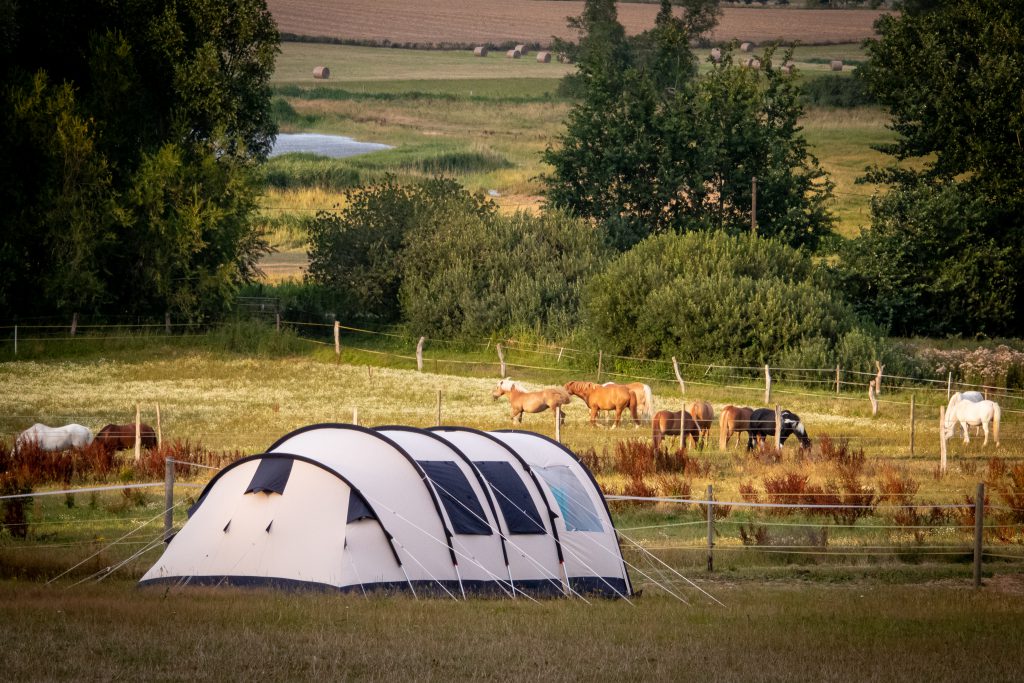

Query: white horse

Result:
[15,423,94,451]
[943,394,1001,447]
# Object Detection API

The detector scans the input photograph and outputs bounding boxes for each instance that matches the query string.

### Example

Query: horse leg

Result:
[961,420,970,445]
[590,406,599,428]
[981,421,989,447]
[611,406,623,429]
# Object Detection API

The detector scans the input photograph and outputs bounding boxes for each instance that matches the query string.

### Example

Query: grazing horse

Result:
[688,400,714,449]
[492,378,572,424]
[651,410,700,450]
[564,381,638,428]
[15,423,94,451]
[603,382,655,422]
[746,408,811,450]
[943,394,1000,447]
[719,405,754,450]
[95,423,158,452]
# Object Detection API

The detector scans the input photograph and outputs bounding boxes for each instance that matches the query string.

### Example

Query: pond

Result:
[270,133,392,159]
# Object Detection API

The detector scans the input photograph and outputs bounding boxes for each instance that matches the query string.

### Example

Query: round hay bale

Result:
[515,44,529,56]
[312,65,330,80]
[830,60,844,71]
[473,46,488,57]
[744,57,761,70]
[506,49,521,59]
[536,51,551,63]
[557,53,573,64]
[781,62,795,75]
[740,42,755,53]
[710,47,722,63]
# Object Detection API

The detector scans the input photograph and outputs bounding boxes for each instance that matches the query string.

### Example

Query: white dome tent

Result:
[140,424,632,599]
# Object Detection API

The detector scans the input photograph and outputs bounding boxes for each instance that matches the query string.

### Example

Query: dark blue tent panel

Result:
[245,458,293,495]
[347,491,376,523]
[475,461,546,535]
[417,461,492,535]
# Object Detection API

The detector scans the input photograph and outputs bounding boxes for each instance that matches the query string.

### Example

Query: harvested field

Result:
[267,1,888,48]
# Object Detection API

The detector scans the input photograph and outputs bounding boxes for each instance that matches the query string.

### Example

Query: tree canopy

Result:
[0,0,279,321]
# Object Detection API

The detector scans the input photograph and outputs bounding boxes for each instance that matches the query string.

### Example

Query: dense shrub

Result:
[800,74,875,108]
[583,231,867,365]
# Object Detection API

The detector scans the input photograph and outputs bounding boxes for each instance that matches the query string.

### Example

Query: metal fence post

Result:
[164,458,175,540]
[974,482,985,588]
[706,484,714,572]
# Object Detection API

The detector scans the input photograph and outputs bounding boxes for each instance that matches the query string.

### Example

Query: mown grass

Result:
[1,579,1023,682]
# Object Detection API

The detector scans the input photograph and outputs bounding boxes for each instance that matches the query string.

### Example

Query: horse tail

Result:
[993,403,1001,446]
[642,384,654,419]
[719,410,730,450]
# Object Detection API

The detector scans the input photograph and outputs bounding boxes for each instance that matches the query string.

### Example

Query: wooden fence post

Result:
[70,312,78,337]
[706,484,715,572]
[496,343,506,377]
[947,372,952,400]
[333,321,340,358]
[134,403,142,462]
[764,365,772,404]
[774,404,782,453]
[868,380,878,416]
[939,406,947,474]
[436,390,442,426]
[555,406,561,443]
[909,394,915,456]
[874,361,884,396]
[974,482,985,588]
[597,350,603,383]
[156,403,162,447]
[835,364,841,395]
[165,312,171,335]
[672,356,686,395]
[164,458,175,539]
[275,312,281,333]
[13,325,16,355]
[417,337,425,372]
[352,407,359,426]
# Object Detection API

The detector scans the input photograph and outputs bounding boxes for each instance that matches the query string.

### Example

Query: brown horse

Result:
[564,381,638,428]
[603,382,654,422]
[719,405,754,450]
[651,410,701,450]
[492,378,572,424]
[95,423,158,452]
[689,400,714,449]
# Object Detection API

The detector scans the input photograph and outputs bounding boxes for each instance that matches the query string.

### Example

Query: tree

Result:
[0,0,279,320]
[840,0,1024,336]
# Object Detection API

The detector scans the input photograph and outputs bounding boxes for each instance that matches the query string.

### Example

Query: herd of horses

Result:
[14,422,158,453]
[493,378,811,451]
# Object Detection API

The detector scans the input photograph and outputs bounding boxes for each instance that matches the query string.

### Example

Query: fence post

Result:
[275,312,281,333]
[156,402,162,447]
[597,350,603,383]
[417,336,425,372]
[165,312,171,335]
[164,458,175,540]
[135,403,142,462]
[352,407,359,426]
[835,364,841,395]
[13,325,16,355]
[436,389,442,426]
[868,380,878,416]
[874,361,884,396]
[947,372,952,400]
[939,406,947,474]
[764,365,772,404]
[974,481,985,588]
[496,343,506,377]
[70,312,78,337]
[774,404,782,453]
[909,394,915,456]
[706,484,714,572]
[555,406,561,443]
[672,356,686,395]
[333,320,340,359]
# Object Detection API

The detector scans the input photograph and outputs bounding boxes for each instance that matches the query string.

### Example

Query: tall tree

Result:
[838,0,1024,336]
[0,0,279,320]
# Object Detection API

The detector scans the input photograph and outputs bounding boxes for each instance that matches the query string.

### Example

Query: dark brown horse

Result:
[651,410,701,450]
[95,423,158,452]
[564,381,638,428]
[719,405,754,450]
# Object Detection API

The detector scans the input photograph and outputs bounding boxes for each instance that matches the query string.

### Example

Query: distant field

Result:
[266,1,888,47]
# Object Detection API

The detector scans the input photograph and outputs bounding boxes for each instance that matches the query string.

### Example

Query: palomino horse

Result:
[95,423,159,452]
[719,405,754,450]
[603,382,655,422]
[689,400,714,449]
[15,423,93,451]
[943,394,1000,446]
[492,378,572,424]
[746,408,811,450]
[651,410,700,450]
[564,381,638,428]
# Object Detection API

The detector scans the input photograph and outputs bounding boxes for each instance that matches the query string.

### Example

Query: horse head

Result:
[781,410,812,448]
[492,378,514,399]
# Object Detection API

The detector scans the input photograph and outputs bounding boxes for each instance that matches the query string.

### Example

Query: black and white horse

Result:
[746,408,811,450]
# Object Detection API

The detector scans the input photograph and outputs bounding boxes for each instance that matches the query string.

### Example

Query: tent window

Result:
[475,461,545,535]
[536,466,603,532]
[347,491,376,523]
[417,461,491,535]
[245,458,293,495]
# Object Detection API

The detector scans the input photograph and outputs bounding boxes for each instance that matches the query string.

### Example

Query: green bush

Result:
[801,73,875,108]
[582,231,864,365]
